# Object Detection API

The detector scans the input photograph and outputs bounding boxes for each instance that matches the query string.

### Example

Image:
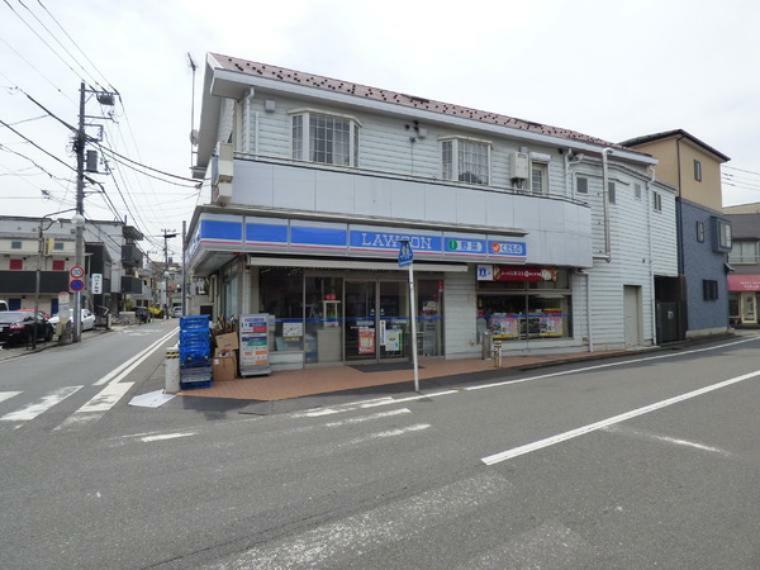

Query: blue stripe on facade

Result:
[291,225,347,247]
[246,222,288,244]
[200,219,243,241]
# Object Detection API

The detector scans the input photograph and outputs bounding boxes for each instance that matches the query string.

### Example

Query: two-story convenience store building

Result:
[186,53,678,370]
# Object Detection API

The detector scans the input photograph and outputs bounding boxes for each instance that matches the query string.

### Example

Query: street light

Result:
[33,208,76,350]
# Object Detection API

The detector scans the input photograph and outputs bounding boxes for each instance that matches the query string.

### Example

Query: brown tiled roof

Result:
[210,53,635,152]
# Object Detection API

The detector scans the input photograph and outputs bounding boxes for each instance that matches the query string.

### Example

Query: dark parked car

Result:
[0,311,53,346]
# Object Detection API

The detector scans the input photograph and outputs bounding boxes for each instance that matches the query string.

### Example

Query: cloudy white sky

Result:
[2,0,759,257]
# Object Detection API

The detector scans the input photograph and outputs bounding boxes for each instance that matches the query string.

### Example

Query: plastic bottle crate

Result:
[180,355,210,367]
[180,364,212,389]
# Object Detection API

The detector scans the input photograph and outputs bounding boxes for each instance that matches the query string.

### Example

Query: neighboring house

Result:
[722,208,760,327]
[622,129,731,340]
[186,53,677,370]
[0,216,146,316]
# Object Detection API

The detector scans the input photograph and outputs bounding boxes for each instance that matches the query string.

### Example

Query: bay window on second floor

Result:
[291,111,360,167]
[441,137,490,185]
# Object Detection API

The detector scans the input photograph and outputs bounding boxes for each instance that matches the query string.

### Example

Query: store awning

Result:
[247,256,468,272]
[728,274,760,292]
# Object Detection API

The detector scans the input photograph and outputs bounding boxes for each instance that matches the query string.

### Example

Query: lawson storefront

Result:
[187,210,589,369]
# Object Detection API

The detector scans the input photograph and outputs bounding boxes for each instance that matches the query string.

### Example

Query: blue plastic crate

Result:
[180,379,212,390]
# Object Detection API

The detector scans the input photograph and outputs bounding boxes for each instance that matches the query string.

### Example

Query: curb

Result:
[0,328,111,362]
[164,332,748,416]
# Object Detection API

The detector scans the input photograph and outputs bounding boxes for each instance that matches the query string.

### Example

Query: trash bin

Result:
[164,346,180,394]
[492,341,503,368]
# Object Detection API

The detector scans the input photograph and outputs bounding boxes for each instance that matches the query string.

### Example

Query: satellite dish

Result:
[190,129,199,146]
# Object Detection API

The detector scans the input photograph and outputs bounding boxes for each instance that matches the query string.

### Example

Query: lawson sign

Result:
[189,213,528,264]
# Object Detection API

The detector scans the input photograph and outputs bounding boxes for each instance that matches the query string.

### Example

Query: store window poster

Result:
[358,327,375,354]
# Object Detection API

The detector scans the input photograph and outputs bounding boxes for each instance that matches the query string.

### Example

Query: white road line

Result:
[603,425,732,457]
[342,423,430,447]
[468,335,760,392]
[0,386,82,422]
[206,472,514,570]
[140,431,196,443]
[456,521,588,570]
[481,367,760,466]
[0,391,22,405]
[54,382,134,431]
[93,327,178,386]
[325,408,411,428]
[360,389,459,408]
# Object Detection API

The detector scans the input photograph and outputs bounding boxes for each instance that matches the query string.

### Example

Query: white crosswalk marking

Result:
[0,391,21,405]
[206,472,515,570]
[54,382,134,431]
[0,386,83,422]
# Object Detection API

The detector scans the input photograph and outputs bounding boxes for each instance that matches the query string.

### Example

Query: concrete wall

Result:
[680,199,729,334]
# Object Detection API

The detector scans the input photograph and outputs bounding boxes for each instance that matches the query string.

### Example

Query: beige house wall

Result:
[628,135,724,211]
[723,202,760,214]
[629,138,679,189]
[678,139,723,211]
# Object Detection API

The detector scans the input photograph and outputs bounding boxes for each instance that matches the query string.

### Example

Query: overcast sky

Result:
[2,0,759,257]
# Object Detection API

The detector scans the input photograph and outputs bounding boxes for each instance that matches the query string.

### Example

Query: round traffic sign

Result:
[69,279,84,292]
[70,265,85,279]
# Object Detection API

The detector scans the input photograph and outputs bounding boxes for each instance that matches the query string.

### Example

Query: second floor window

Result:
[696,220,705,243]
[11,240,22,249]
[729,240,758,264]
[531,163,548,195]
[653,192,662,212]
[441,138,490,185]
[290,112,358,167]
[694,159,702,182]
[607,182,616,204]
[717,219,732,249]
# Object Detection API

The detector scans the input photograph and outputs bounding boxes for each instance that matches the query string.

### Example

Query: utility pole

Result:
[73,81,86,343]
[161,229,177,318]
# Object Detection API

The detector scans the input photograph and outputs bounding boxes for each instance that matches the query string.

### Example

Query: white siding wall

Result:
[246,95,571,196]
[444,268,479,359]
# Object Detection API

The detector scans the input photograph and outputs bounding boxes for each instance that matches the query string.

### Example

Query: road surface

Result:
[2,329,760,568]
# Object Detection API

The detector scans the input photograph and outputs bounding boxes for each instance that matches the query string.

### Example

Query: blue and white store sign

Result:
[188,213,528,267]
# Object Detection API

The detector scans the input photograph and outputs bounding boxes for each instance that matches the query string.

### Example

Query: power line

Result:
[15,0,104,90]
[34,0,115,91]
[0,35,73,101]
[0,142,71,183]
[97,143,201,183]
[2,0,90,85]
[724,165,760,178]
[0,117,75,172]
[1,113,48,127]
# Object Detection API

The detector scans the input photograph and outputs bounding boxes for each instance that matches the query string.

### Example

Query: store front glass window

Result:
[417,279,443,357]
[477,268,572,342]
[305,276,343,363]
[260,268,304,352]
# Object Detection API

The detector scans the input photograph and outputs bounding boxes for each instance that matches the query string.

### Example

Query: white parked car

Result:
[49,309,96,331]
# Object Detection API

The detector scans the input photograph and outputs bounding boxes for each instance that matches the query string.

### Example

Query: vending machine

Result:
[239,313,271,377]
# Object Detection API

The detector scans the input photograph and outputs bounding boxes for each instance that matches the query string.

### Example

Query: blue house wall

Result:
[680,198,730,334]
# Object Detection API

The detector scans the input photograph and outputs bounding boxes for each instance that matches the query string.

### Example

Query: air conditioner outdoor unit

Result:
[509,151,530,180]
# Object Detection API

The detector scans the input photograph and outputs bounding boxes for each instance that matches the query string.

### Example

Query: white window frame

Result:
[288,109,360,167]
[576,176,588,194]
[530,162,549,195]
[694,159,702,182]
[439,136,491,186]
[653,192,662,212]
[634,183,642,200]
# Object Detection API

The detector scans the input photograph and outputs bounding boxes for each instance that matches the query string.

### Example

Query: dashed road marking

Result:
[0,386,83,422]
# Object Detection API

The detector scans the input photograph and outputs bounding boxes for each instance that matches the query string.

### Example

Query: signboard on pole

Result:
[398,239,420,392]
[90,273,103,294]
[69,265,84,279]
[398,240,413,268]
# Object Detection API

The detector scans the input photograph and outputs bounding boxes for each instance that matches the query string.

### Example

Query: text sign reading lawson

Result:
[350,231,441,253]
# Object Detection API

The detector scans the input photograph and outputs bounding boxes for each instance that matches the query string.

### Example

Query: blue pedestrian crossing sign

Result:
[398,239,413,268]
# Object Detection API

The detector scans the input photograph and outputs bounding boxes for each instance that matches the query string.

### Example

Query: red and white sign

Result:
[728,274,760,292]
[492,266,558,283]
[69,264,85,279]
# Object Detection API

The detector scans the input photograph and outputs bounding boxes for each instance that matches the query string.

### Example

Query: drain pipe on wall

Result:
[595,148,614,262]
[646,165,658,346]
[584,269,593,352]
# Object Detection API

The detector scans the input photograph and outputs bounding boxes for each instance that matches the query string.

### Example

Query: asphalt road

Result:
[2,331,760,568]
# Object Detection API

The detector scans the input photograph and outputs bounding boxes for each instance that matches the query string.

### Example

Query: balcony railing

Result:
[121,275,143,294]
[121,244,143,267]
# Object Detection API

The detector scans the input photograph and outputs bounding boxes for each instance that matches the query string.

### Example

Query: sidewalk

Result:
[179,347,638,402]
